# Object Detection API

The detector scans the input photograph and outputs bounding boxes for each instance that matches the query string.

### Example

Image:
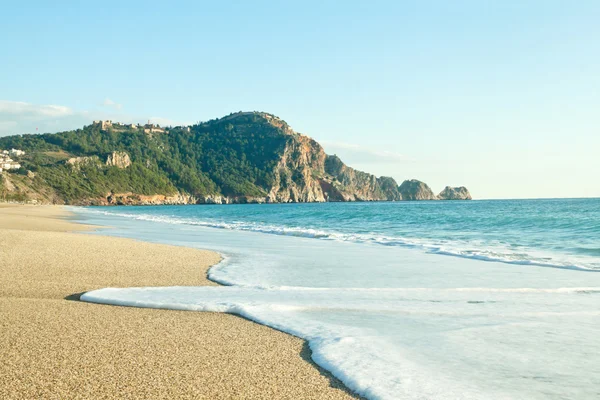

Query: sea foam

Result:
[81,284,600,400]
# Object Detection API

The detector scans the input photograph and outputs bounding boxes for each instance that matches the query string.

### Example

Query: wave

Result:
[79,284,600,399]
[74,207,600,272]
[200,283,600,294]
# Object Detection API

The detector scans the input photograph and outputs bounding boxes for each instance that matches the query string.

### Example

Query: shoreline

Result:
[0,204,359,399]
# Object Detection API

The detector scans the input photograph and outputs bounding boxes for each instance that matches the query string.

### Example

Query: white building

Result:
[1,162,21,170]
[9,149,25,157]
[93,120,113,130]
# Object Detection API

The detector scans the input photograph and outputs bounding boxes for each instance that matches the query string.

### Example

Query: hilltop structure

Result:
[93,120,139,131]
[143,123,165,134]
[92,120,169,134]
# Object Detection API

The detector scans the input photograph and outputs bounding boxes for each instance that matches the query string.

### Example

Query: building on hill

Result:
[0,152,21,171]
[93,120,113,130]
[9,149,25,157]
[93,120,138,131]
[143,123,165,134]
[2,162,21,171]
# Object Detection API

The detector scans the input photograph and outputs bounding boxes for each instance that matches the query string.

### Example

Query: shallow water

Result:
[75,199,600,399]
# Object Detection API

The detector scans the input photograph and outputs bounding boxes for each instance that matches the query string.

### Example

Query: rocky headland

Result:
[0,112,471,205]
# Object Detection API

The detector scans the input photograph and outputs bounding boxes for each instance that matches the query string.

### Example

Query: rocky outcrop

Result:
[106,151,131,169]
[66,156,101,170]
[398,179,437,200]
[100,192,196,206]
[266,131,403,203]
[324,155,391,201]
[438,186,472,200]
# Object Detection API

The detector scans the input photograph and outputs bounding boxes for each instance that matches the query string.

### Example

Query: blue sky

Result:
[1,1,599,199]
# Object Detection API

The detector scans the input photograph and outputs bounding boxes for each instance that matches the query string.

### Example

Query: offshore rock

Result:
[377,176,403,201]
[398,179,437,200]
[438,186,472,200]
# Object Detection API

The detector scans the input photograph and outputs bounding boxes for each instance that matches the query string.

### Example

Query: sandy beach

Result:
[0,205,357,399]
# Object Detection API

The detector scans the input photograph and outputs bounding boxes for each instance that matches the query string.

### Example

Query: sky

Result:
[1,0,599,199]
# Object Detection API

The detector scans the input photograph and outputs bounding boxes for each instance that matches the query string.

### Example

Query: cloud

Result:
[102,98,122,111]
[319,140,414,163]
[0,100,86,135]
[0,100,74,118]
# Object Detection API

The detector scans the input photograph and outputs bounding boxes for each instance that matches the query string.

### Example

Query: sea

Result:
[72,198,600,400]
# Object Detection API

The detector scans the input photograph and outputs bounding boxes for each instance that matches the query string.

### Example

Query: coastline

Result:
[0,204,358,399]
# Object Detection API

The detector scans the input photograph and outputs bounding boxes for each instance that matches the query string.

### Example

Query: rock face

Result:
[438,186,472,200]
[66,156,101,170]
[106,151,131,169]
[267,134,327,203]
[265,132,402,203]
[99,192,196,206]
[398,179,437,200]
[324,155,396,201]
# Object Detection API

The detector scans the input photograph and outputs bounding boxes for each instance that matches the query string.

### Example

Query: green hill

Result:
[0,112,471,205]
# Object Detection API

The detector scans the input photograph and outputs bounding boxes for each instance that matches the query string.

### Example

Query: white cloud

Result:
[102,98,122,111]
[0,100,74,118]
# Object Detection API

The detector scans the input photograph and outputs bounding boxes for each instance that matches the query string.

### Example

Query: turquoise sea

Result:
[74,198,600,399]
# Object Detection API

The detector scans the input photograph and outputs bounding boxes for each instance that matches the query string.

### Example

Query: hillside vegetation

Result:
[0,112,471,205]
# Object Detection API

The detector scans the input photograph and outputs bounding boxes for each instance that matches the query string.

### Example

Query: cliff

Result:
[267,134,327,202]
[0,112,470,205]
[324,155,399,201]
[266,136,402,203]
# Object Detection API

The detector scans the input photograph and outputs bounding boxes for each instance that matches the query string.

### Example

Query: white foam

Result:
[81,284,600,400]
